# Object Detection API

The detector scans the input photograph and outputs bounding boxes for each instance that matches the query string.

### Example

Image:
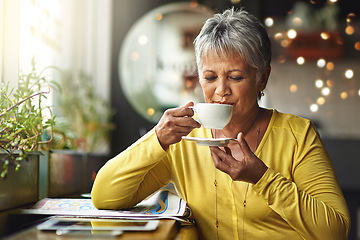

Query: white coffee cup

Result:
[190,103,233,129]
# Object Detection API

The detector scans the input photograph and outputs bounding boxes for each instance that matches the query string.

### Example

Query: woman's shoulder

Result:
[270,109,314,134]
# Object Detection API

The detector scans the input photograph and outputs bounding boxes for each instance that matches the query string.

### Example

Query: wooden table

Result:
[3,219,198,240]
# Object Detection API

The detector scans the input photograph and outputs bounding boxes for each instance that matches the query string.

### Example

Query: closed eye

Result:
[205,76,217,81]
[229,76,244,81]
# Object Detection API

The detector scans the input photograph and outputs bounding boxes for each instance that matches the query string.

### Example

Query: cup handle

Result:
[193,118,201,124]
[188,106,201,125]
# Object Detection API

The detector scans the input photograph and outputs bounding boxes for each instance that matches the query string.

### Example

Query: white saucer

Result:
[182,136,237,147]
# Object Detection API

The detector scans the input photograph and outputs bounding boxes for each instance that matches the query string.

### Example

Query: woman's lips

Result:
[214,101,233,105]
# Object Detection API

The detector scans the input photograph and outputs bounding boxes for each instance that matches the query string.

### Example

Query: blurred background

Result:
[1,0,360,238]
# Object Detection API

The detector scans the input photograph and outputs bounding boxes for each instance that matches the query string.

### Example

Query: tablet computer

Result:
[37,217,159,232]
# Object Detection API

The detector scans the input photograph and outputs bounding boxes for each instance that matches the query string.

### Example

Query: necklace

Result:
[242,111,261,240]
[214,109,262,240]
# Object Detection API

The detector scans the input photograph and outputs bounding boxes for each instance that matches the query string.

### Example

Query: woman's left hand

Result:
[210,132,268,184]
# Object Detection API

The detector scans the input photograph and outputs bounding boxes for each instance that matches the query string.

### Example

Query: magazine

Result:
[21,189,194,223]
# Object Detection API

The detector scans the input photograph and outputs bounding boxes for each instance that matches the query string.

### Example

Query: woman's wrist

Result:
[155,126,169,151]
[252,164,268,184]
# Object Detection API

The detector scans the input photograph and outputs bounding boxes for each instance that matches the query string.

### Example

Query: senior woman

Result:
[92,8,350,239]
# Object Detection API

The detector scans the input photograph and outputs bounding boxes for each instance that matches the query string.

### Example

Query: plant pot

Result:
[47,150,86,197]
[0,153,40,212]
[38,150,109,198]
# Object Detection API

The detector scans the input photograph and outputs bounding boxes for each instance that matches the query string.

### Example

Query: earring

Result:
[261,91,265,96]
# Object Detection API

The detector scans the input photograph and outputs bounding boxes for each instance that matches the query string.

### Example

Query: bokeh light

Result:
[310,104,318,112]
[138,35,148,45]
[287,29,297,39]
[346,13,356,23]
[297,57,305,65]
[322,87,330,96]
[317,97,325,105]
[345,69,354,79]
[340,91,348,99]
[326,62,335,70]
[277,55,286,63]
[292,17,303,27]
[355,42,360,51]
[274,32,283,41]
[264,17,274,27]
[155,13,163,21]
[317,59,326,68]
[290,84,298,92]
[147,108,155,116]
[281,39,290,47]
[327,80,334,87]
[345,26,355,35]
[320,32,329,40]
[315,79,324,88]
[230,0,241,4]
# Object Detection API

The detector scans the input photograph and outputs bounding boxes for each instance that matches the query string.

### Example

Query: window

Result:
[0,0,20,89]
[1,0,111,101]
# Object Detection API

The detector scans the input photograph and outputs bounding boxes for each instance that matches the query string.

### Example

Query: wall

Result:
[266,60,360,139]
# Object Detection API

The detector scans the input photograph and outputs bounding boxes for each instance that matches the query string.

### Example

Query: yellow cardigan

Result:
[92,109,350,240]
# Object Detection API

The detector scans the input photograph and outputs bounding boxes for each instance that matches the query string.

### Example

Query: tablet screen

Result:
[37,217,159,232]
[56,229,123,237]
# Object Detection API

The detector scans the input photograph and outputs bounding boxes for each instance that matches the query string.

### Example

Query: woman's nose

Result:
[215,79,231,97]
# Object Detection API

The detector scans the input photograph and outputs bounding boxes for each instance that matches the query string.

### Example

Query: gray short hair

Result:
[194,8,271,81]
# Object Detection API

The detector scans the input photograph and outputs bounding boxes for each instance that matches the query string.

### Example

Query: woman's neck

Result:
[214,107,261,139]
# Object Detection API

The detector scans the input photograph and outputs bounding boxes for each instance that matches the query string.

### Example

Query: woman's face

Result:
[199,51,267,119]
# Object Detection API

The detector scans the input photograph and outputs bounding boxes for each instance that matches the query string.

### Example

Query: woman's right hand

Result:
[155,101,201,151]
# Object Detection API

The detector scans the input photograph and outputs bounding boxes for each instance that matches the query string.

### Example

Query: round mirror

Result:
[119,2,214,123]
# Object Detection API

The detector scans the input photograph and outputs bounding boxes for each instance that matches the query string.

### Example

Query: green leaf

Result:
[1,169,7,178]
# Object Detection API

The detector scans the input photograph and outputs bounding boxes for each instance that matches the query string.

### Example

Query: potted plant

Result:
[0,58,57,212]
[23,69,114,198]
[53,70,114,153]
[45,70,114,196]
[1,59,114,205]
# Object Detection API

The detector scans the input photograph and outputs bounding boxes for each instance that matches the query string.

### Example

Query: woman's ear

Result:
[259,66,271,91]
